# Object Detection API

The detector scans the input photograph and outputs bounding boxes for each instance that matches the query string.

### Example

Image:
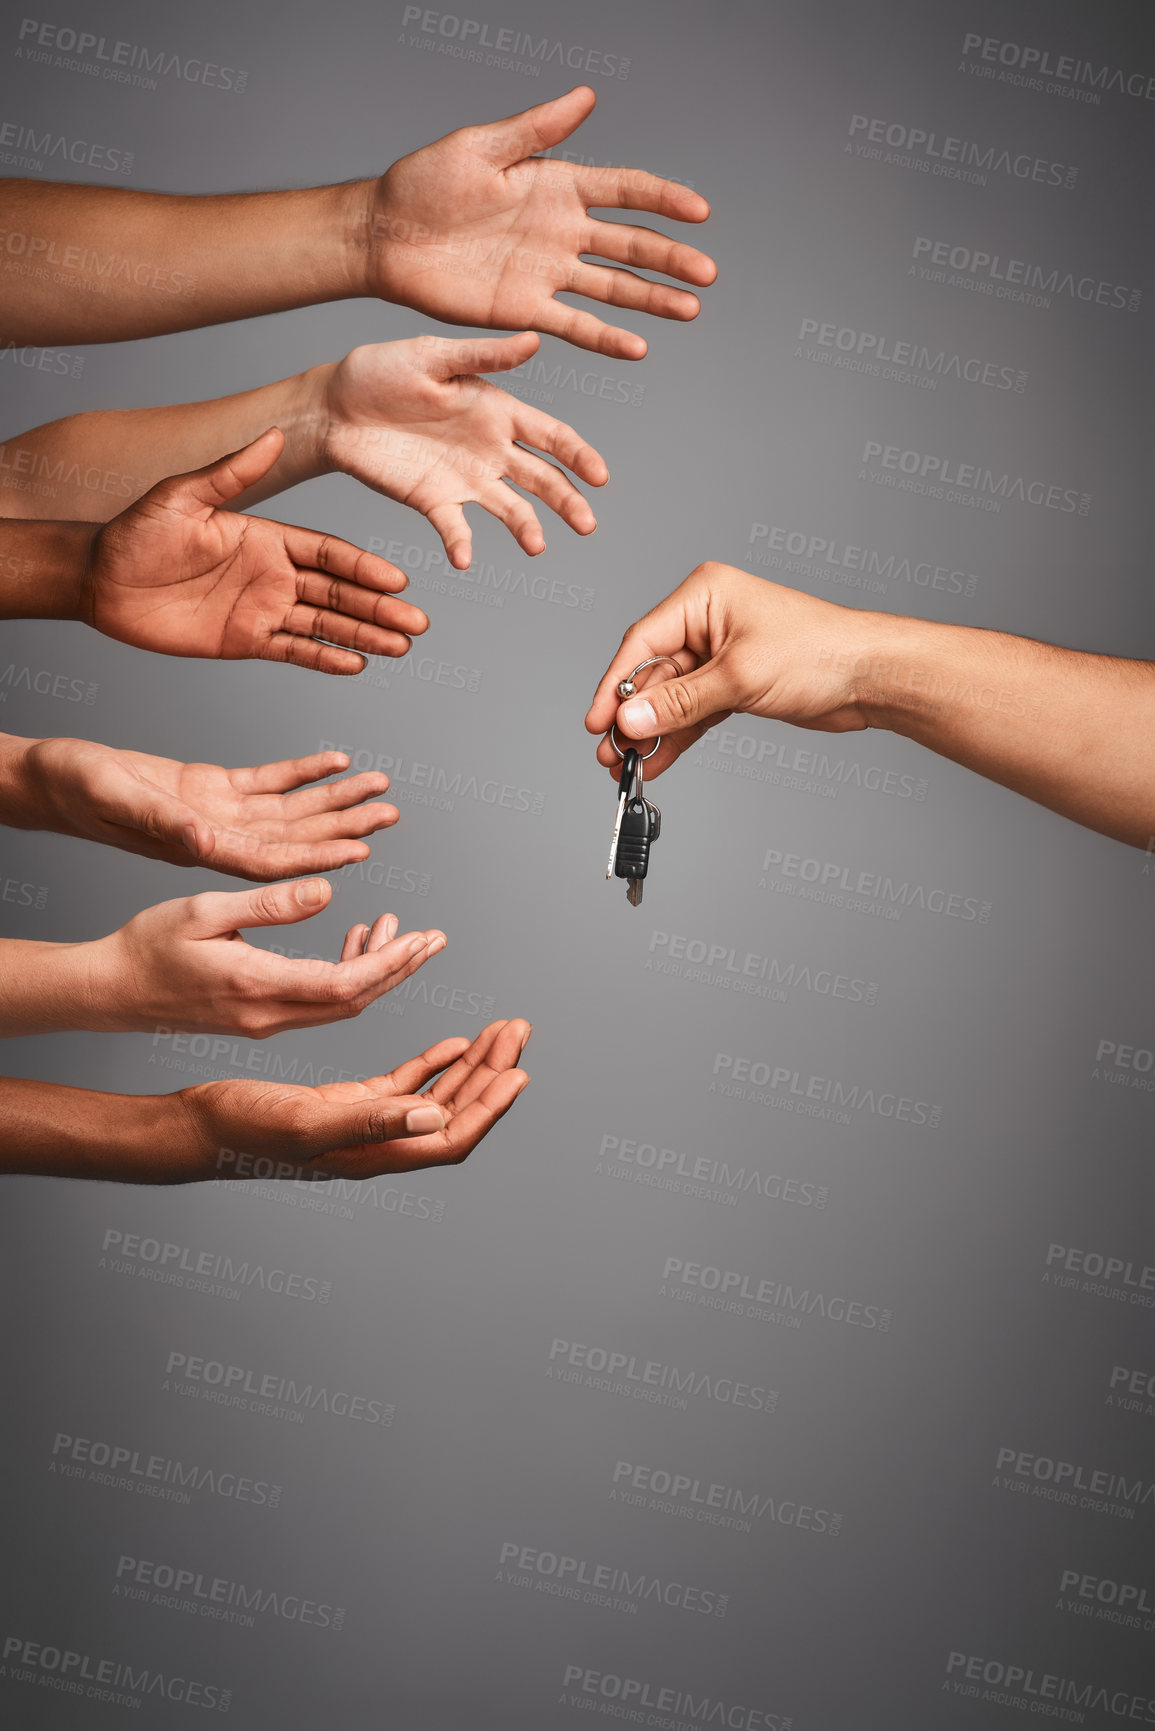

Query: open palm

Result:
[369,87,715,359]
[85,430,428,675]
[29,738,398,878]
[323,332,607,568]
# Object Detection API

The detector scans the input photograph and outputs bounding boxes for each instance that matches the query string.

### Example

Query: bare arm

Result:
[0,1020,530,1183]
[586,564,1155,849]
[0,87,713,352]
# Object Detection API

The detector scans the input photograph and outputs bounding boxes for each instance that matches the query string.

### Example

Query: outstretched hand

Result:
[366,86,716,360]
[84,430,428,675]
[184,1018,532,1179]
[22,740,397,879]
[320,332,607,568]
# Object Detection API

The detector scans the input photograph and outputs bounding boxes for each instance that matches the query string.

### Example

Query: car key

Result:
[606,748,639,878]
[615,795,658,906]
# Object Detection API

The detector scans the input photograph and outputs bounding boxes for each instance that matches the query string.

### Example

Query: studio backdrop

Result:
[1,0,1153,1726]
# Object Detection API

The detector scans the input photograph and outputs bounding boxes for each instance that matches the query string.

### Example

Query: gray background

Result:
[1,0,1153,1724]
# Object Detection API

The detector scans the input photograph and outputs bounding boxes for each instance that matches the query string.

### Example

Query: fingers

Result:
[261,633,369,677]
[376,1036,473,1099]
[487,84,597,163]
[186,877,333,936]
[163,429,286,514]
[595,714,728,780]
[512,409,608,488]
[479,484,546,557]
[567,261,702,323]
[281,529,418,600]
[289,1091,455,1159]
[292,567,428,637]
[585,218,718,288]
[425,501,474,571]
[534,298,647,362]
[585,614,699,734]
[427,1018,532,1107]
[403,1067,530,1167]
[278,603,415,661]
[501,451,596,535]
[427,330,540,379]
[281,769,391,816]
[237,750,355,794]
[577,164,712,225]
[615,664,737,743]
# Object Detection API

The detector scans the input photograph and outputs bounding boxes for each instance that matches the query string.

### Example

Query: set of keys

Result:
[605,744,661,906]
[604,656,680,907]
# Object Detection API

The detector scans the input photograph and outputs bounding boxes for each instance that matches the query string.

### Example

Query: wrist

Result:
[291,362,340,478]
[333,177,378,301]
[73,931,137,1033]
[840,611,941,732]
[0,520,98,622]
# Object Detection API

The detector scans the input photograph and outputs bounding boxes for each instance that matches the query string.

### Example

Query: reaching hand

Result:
[20,739,398,879]
[84,430,428,675]
[319,332,608,569]
[586,563,878,778]
[183,1018,532,1179]
[366,86,716,360]
[85,878,445,1035]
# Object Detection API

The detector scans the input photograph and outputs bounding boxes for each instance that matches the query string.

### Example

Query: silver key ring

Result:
[609,656,684,761]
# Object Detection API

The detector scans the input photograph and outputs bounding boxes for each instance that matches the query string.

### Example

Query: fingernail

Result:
[426,934,446,955]
[620,699,656,734]
[407,934,428,956]
[297,878,327,905]
[405,1105,444,1135]
[520,1024,532,1052]
[385,913,399,940]
[180,825,201,857]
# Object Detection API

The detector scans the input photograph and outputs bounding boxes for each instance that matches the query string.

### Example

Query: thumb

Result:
[616,662,736,739]
[186,877,332,936]
[430,331,539,379]
[486,85,596,163]
[103,781,214,863]
[294,1094,447,1159]
[159,429,285,513]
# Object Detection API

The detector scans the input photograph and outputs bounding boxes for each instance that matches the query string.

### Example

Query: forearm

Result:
[0,732,44,826]
[0,939,110,1034]
[0,179,372,346]
[0,1077,208,1181]
[851,614,1155,847]
[0,518,93,616]
[0,365,334,520]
